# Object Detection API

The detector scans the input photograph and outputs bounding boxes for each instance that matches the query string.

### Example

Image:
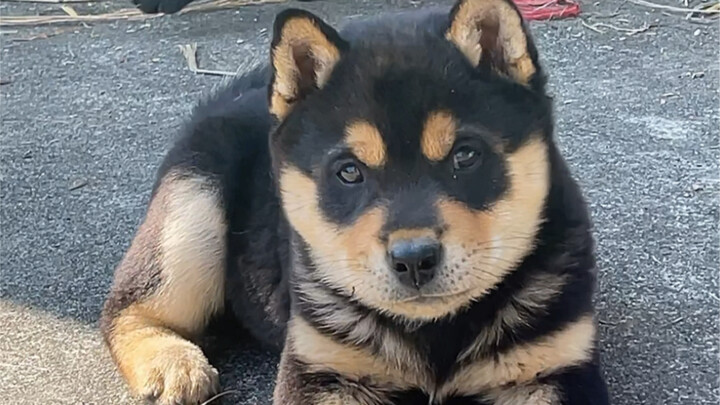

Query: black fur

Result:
[105,4,608,404]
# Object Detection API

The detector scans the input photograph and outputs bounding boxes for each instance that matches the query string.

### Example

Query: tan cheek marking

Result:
[270,17,341,119]
[279,167,334,251]
[421,110,457,161]
[440,316,596,398]
[345,120,386,168]
[445,0,536,84]
[279,167,384,289]
[439,137,550,295]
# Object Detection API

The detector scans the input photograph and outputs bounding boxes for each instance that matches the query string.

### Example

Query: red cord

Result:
[513,0,581,20]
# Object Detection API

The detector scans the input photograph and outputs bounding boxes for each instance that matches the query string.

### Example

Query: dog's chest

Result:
[409,322,476,384]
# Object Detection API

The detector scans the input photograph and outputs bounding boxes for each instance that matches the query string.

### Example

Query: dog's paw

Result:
[133,341,219,405]
[132,0,193,14]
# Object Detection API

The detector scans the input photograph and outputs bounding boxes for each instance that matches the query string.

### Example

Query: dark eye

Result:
[452,146,481,170]
[337,163,364,184]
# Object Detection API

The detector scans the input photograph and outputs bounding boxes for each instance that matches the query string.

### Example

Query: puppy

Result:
[101,1,610,404]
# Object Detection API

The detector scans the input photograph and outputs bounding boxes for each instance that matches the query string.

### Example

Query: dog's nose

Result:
[388,238,441,289]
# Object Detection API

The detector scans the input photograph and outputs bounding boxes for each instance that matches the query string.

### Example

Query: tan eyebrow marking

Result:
[344,120,386,168]
[421,110,457,161]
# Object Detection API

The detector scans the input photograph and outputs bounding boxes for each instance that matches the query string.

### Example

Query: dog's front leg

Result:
[100,172,226,404]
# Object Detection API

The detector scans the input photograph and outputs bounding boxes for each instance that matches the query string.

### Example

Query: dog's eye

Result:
[337,163,364,184]
[452,146,480,170]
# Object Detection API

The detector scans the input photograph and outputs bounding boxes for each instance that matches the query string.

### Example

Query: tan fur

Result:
[459,272,568,362]
[296,278,379,345]
[280,137,549,322]
[387,228,437,245]
[280,167,474,320]
[270,16,342,119]
[345,120,387,168]
[487,384,561,405]
[380,290,477,320]
[432,137,550,317]
[274,341,386,405]
[155,174,226,335]
[289,317,426,390]
[314,394,364,405]
[109,308,220,403]
[446,0,536,84]
[439,316,596,399]
[421,110,457,162]
[294,276,428,379]
[279,167,393,307]
[106,173,225,403]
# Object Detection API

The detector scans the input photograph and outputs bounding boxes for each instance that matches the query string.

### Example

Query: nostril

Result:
[394,262,409,273]
[418,256,437,271]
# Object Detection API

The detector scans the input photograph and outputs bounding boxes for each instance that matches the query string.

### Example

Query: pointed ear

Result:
[446,0,540,86]
[269,9,348,120]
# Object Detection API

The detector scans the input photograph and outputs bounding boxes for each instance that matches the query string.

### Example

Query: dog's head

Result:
[269,0,553,321]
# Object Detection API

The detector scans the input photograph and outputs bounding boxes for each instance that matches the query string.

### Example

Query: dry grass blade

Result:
[60,5,79,16]
[580,19,605,33]
[0,0,286,27]
[581,19,656,35]
[200,390,243,405]
[627,0,720,14]
[178,43,237,77]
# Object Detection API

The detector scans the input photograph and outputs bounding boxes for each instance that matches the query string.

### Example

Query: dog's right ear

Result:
[269,9,348,121]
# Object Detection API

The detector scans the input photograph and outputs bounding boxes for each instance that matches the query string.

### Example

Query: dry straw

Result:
[0,0,286,27]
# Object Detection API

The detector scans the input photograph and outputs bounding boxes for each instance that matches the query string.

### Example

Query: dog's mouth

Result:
[393,287,477,304]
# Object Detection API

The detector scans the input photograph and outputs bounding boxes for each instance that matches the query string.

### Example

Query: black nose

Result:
[388,238,441,289]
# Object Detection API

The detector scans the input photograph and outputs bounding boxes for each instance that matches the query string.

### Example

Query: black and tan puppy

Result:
[101,1,609,404]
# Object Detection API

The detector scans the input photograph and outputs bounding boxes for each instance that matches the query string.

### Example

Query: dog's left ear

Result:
[269,9,348,120]
[446,0,541,87]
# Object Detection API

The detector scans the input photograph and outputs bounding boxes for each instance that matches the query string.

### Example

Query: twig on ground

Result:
[581,19,605,33]
[581,19,657,35]
[7,27,74,41]
[598,21,656,34]
[598,319,619,326]
[200,390,243,405]
[0,0,285,27]
[178,43,236,77]
[627,0,720,14]
[69,179,88,191]
[661,316,685,328]
[586,0,629,18]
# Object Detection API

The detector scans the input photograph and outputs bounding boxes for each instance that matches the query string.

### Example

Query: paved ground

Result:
[1,0,718,404]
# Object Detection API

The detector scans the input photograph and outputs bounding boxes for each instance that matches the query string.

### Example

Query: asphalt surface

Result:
[1,0,718,404]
